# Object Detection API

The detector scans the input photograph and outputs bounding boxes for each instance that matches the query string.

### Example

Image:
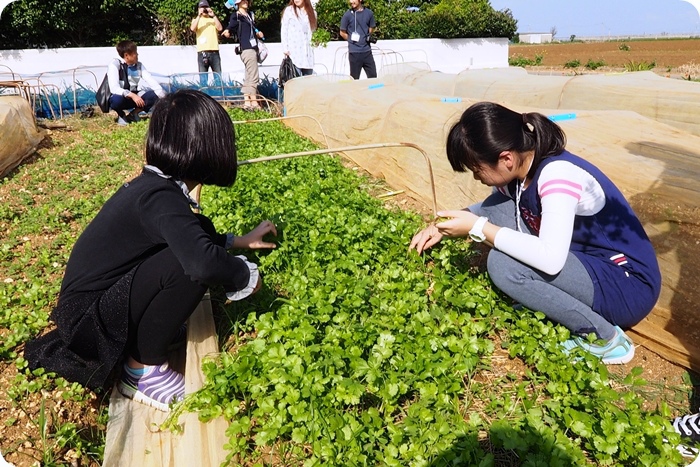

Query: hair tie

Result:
[522,113,534,132]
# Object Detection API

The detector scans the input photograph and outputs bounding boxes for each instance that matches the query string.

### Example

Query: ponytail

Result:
[521,111,566,178]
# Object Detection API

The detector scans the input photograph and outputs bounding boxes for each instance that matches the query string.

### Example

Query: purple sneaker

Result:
[118,363,185,412]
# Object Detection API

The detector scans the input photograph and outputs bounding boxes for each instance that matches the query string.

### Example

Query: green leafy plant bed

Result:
[0,111,689,466]
[179,116,684,465]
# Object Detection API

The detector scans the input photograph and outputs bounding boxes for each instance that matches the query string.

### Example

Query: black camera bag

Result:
[95,62,128,113]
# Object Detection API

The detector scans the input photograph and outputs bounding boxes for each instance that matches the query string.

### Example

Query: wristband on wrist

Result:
[469,216,488,242]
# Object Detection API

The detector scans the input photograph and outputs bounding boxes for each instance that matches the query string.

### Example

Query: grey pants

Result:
[240,48,259,96]
[474,192,616,340]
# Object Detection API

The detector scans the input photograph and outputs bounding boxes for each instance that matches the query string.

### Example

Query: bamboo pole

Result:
[237,142,438,217]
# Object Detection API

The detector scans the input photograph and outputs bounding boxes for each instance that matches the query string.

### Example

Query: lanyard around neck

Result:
[513,157,535,233]
[239,12,255,39]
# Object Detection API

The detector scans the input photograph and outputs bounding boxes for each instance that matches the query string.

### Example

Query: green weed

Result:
[508,53,544,67]
[624,60,656,71]
[585,58,606,70]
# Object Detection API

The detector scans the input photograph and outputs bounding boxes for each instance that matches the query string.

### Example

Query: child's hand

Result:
[235,220,277,249]
[433,210,478,238]
[409,224,443,254]
[252,275,263,294]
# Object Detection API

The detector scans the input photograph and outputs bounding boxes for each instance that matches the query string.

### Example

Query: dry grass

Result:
[677,61,700,80]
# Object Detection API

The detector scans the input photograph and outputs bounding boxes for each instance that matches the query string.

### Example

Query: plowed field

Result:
[509,38,700,75]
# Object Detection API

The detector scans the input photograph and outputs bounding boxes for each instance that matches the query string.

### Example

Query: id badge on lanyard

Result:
[351,10,360,42]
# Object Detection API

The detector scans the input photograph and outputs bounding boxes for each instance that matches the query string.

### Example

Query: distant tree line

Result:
[0,0,516,49]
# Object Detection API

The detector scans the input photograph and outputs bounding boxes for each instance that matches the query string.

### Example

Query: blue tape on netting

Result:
[548,113,577,122]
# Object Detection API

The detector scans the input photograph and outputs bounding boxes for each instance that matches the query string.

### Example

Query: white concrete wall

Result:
[0,38,508,91]
[518,33,552,44]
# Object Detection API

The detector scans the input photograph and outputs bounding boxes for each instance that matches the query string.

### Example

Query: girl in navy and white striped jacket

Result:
[410,101,661,365]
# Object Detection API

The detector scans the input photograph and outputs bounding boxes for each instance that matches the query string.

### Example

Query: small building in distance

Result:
[518,32,553,44]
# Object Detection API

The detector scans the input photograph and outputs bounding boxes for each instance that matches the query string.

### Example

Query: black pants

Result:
[127,215,215,364]
[109,91,160,120]
[349,51,377,79]
[197,50,222,87]
[197,50,222,75]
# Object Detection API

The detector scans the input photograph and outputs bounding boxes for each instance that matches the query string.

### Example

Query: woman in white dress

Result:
[280,0,317,76]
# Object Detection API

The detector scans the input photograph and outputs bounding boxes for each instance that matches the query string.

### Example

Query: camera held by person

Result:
[367,34,377,44]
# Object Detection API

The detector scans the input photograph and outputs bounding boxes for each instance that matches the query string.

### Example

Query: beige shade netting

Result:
[380,65,700,137]
[0,95,44,178]
[103,294,229,466]
[281,72,700,372]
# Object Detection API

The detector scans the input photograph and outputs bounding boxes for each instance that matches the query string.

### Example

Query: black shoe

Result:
[127,108,141,123]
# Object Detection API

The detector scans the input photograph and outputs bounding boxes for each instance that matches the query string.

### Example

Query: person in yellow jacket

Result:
[190,0,223,86]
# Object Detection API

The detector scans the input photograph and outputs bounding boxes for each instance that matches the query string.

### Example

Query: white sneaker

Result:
[561,326,635,364]
[673,412,700,458]
[116,117,128,126]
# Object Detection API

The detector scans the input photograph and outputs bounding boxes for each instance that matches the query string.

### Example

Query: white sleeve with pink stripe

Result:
[492,160,605,275]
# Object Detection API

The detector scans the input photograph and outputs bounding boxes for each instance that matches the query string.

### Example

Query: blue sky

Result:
[489,0,700,38]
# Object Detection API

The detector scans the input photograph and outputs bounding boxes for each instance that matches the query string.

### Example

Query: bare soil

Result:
[509,37,700,78]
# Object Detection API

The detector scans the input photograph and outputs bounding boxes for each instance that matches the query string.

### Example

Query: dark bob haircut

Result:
[446,102,566,179]
[146,89,237,187]
[116,40,137,58]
